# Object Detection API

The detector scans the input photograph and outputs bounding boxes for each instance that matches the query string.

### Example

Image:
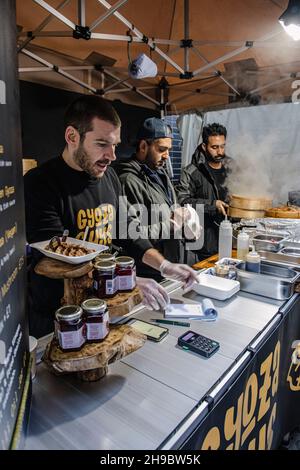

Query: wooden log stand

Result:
[35,257,145,381]
[34,257,143,316]
[43,325,146,381]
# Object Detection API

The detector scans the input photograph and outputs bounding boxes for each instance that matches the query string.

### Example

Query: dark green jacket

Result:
[114,156,192,278]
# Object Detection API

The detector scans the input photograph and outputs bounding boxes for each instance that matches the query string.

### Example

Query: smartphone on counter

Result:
[126,318,169,342]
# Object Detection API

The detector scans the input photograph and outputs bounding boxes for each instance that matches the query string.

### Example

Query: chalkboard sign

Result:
[0,0,29,449]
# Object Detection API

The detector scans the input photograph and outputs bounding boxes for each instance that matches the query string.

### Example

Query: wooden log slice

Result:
[34,257,93,279]
[43,324,146,381]
[106,287,143,317]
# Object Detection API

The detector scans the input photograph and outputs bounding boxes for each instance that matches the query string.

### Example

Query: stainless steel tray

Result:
[252,234,286,252]
[258,250,300,269]
[236,261,299,300]
[279,247,300,256]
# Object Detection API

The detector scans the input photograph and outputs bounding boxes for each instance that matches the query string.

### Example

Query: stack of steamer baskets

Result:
[228,194,272,219]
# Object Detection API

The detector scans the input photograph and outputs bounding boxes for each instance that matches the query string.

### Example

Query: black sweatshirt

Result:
[24,155,152,337]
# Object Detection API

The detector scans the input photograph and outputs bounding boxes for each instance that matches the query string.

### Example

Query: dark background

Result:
[20,80,159,164]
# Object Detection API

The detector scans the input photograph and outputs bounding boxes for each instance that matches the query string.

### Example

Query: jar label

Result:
[58,325,85,350]
[86,313,109,340]
[106,277,117,295]
[118,274,136,291]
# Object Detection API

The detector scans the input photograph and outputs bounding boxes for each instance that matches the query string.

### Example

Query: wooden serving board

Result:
[43,324,146,381]
[35,257,93,279]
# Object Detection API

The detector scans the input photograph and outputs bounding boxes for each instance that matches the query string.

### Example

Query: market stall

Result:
[24,275,300,450]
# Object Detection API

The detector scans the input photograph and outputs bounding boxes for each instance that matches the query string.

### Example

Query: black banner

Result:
[0,0,29,449]
[181,296,300,450]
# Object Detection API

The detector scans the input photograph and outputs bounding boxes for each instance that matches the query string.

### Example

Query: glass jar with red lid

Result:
[93,260,117,298]
[81,298,109,342]
[115,256,136,292]
[55,305,86,352]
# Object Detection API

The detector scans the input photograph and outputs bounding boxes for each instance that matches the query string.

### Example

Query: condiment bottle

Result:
[218,216,233,260]
[81,298,109,343]
[246,247,261,273]
[237,230,250,261]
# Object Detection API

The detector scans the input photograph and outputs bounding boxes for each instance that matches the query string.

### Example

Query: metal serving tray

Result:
[258,250,300,269]
[236,261,299,300]
[252,234,286,252]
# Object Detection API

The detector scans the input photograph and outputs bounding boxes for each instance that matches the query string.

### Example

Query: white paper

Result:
[165,303,217,321]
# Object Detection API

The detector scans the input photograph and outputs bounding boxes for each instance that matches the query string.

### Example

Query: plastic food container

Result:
[192,272,240,300]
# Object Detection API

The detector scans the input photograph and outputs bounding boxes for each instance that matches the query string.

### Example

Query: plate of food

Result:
[30,236,109,264]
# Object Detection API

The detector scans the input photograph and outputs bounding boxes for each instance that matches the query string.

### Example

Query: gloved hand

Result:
[171,206,191,230]
[159,260,199,289]
[136,277,170,311]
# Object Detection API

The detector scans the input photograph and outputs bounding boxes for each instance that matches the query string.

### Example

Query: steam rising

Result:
[225,134,300,205]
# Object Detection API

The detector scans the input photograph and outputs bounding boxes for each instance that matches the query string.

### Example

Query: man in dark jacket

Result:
[114,117,197,279]
[176,123,230,260]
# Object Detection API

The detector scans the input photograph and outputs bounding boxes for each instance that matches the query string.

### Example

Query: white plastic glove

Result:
[136,277,170,311]
[171,206,191,230]
[159,260,199,290]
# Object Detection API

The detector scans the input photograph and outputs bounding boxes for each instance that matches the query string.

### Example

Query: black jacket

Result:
[114,156,193,278]
[176,148,230,258]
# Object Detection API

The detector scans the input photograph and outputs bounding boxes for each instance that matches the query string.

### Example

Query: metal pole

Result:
[17,0,70,52]
[90,0,128,31]
[33,0,76,30]
[78,0,86,26]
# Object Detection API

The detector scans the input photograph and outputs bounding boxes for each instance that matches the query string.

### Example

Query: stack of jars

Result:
[92,254,136,299]
[55,298,110,352]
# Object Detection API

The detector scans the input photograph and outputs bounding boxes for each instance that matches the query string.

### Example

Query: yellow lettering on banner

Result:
[224,392,243,449]
[258,423,266,450]
[241,373,258,445]
[77,209,86,230]
[267,402,277,449]
[248,438,256,450]
[272,341,280,396]
[258,352,272,421]
[201,427,220,450]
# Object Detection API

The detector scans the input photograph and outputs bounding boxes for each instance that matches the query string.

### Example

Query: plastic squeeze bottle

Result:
[237,230,250,261]
[218,215,233,260]
[245,247,261,273]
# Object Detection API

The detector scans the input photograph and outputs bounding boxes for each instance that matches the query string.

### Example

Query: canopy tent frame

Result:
[17,0,300,113]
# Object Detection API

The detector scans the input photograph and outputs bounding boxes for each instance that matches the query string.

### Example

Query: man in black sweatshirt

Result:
[176,123,230,260]
[24,97,197,337]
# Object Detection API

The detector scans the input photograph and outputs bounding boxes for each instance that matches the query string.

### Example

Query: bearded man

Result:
[24,96,197,337]
[176,123,230,261]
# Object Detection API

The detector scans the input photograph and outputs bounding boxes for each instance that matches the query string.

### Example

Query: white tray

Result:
[192,272,240,300]
[30,237,108,265]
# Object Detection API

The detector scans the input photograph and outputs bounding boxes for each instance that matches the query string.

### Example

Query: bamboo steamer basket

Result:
[228,194,272,219]
[230,194,272,210]
[265,207,300,218]
[228,207,266,219]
